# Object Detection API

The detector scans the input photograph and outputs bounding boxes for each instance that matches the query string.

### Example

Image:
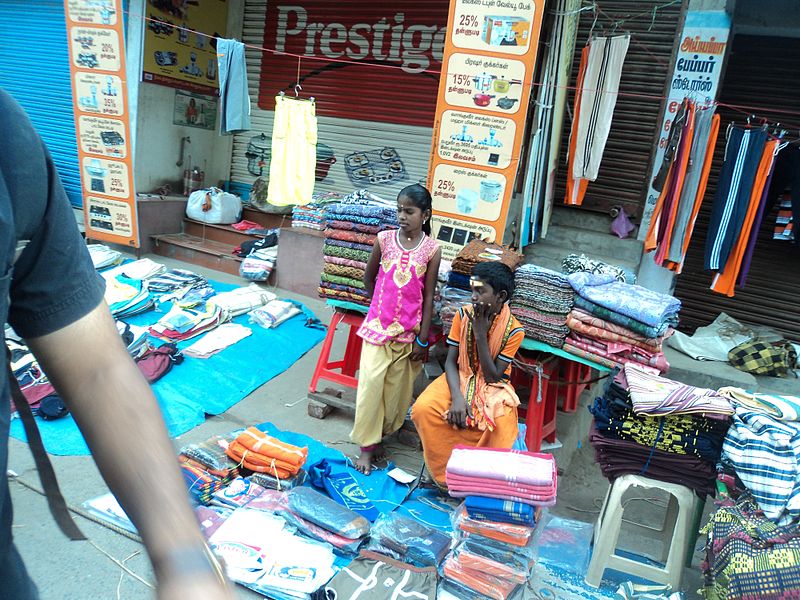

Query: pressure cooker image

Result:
[497,97,519,110]
[480,180,503,203]
[473,94,495,107]
[492,78,521,93]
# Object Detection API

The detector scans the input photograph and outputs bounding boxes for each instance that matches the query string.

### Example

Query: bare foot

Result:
[373,443,387,460]
[354,449,374,475]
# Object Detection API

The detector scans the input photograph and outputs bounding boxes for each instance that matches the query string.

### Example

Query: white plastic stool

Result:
[584,474,703,589]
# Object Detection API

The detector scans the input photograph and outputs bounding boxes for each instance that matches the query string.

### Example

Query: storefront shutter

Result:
[231,0,450,201]
[673,35,800,340]
[552,0,684,220]
[0,0,83,207]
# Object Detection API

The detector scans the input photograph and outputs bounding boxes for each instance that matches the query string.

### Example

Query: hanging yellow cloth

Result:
[267,95,317,206]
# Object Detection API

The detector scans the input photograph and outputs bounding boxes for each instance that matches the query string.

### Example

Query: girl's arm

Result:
[417,248,441,343]
[363,242,382,297]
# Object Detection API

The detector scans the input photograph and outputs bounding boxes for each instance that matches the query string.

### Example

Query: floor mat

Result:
[9,282,326,456]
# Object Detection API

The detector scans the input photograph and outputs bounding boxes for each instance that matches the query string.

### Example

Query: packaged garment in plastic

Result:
[212,477,268,508]
[452,504,536,547]
[440,577,524,600]
[364,512,451,567]
[186,187,242,224]
[286,487,370,540]
[179,431,242,477]
[442,553,521,600]
[248,469,306,491]
[249,300,302,329]
[452,540,528,584]
[322,550,437,600]
[459,535,533,576]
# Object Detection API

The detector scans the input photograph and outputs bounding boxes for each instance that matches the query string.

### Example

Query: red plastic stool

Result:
[308,309,365,393]
[512,353,559,452]
[558,360,591,413]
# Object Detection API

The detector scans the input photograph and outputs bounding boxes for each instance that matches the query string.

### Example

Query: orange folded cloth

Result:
[443,555,518,600]
[225,427,308,478]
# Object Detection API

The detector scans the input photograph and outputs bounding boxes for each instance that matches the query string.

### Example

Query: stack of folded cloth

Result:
[702,493,800,600]
[442,446,554,599]
[147,268,211,297]
[209,283,276,320]
[225,427,308,479]
[179,458,233,505]
[179,432,241,479]
[318,197,398,307]
[102,257,167,281]
[292,202,328,231]
[148,301,223,342]
[588,364,733,496]
[509,264,573,347]
[88,244,123,270]
[445,446,557,505]
[565,272,680,373]
[104,275,154,318]
[450,239,523,278]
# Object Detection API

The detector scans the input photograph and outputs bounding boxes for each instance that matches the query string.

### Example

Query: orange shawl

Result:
[455,305,520,432]
[225,427,308,478]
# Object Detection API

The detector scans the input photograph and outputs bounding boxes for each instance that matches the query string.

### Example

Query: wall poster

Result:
[173,90,218,130]
[429,0,544,259]
[142,0,228,95]
[65,0,139,247]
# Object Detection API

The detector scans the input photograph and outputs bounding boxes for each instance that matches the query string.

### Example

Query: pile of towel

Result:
[225,427,308,479]
[565,272,680,373]
[510,264,574,347]
[441,447,554,599]
[589,371,731,496]
[88,244,123,270]
[318,196,397,307]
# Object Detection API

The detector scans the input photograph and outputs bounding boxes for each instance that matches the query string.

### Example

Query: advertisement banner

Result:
[64,0,139,247]
[142,0,227,96]
[638,10,731,239]
[428,0,544,260]
[258,2,450,126]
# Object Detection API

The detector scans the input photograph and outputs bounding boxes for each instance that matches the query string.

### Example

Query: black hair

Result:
[398,183,433,236]
[471,261,515,301]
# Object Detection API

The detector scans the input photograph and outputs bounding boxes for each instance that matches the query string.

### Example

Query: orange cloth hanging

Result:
[655,103,696,264]
[710,138,778,296]
[564,46,590,206]
[225,427,308,478]
[663,113,721,273]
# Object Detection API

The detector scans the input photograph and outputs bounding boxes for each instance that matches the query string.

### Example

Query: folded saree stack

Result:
[318,192,398,307]
[442,447,553,599]
[509,264,573,348]
[565,272,680,373]
[589,365,732,496]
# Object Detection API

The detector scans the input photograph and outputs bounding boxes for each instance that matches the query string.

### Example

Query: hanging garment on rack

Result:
[564,35,629,206]
[644,100,695,257]
[267,95,317,206]
[710,138,778,296]
[665,107,719,267]
[766,145,800,245]
[704,127,769,271]
[216,39,251,134]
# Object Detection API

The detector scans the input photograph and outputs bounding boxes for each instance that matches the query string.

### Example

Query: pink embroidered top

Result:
[357,230,439,346]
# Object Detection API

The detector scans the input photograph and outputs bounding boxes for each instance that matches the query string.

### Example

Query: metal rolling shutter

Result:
[552,0,684,219]
[231,0,449,200]
[673,35,800,340]
[0,0,82,207]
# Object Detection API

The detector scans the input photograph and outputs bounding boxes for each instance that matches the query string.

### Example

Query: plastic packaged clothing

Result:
[364,512,451,567]
[286,487,369,540]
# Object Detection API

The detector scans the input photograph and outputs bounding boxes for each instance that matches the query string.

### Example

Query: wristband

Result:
[415,336,429,348]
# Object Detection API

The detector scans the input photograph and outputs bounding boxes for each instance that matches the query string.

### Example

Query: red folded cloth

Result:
[231,219,262,231]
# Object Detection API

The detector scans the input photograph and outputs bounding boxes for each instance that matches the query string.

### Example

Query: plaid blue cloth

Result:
[464,496,537,525]
[723,407,800,524]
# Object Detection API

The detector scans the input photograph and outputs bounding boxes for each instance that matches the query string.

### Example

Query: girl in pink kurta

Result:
[351,184,441,474]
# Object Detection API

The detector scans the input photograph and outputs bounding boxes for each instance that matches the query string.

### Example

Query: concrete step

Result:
[241,207,292,230]
[539,224,643,266]
[548,205,614,233]
[523,241,641,277]
[183,218,264,247]
[151,233,245,278]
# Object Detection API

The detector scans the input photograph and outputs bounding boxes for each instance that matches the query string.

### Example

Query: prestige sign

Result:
[259,2,450,126]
